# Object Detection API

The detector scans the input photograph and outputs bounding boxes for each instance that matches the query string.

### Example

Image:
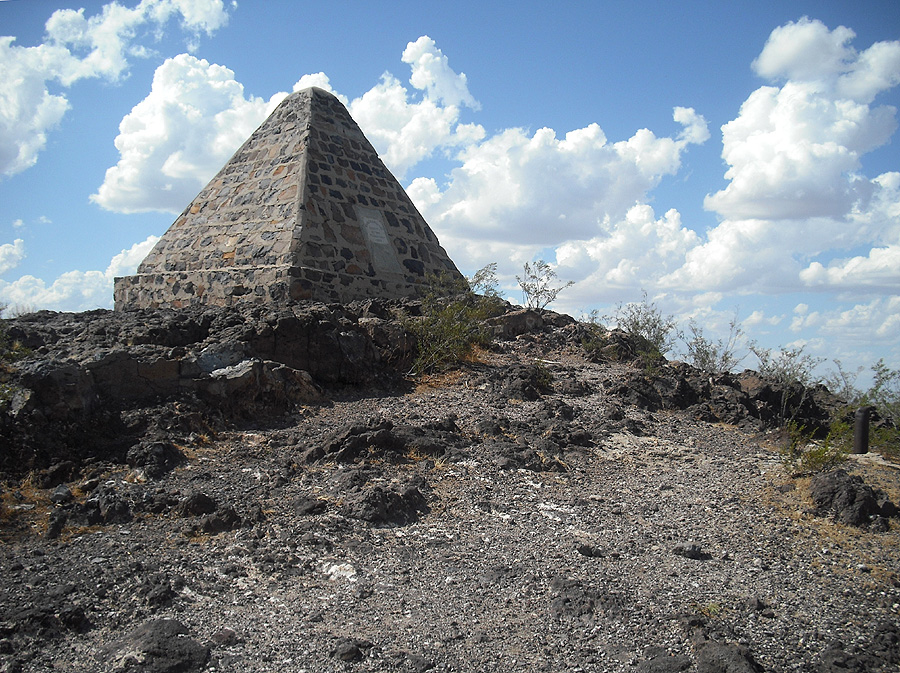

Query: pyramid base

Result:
[114,265,432,310]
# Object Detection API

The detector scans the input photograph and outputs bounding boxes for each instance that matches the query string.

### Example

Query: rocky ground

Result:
[1,302,899,672]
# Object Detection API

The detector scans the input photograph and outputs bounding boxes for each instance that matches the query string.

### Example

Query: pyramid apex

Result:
[287,85,339,99]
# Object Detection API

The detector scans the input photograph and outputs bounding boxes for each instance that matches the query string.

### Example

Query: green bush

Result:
[579,323,608,361]
[780,419,850,475]
[750,344,823,421]
[823,358,900,461]
[531,361,554,391]
[862,359,900,459]
[406,265,501,376]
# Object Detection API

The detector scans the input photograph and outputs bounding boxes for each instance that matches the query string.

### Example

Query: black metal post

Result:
[853,406,872,454]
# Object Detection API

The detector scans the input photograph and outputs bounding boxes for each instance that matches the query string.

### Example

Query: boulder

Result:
[809,469,896,529]
[103,619,209,673]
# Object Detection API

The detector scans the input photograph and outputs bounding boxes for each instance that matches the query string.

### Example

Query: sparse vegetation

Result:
[750,344,823,421]
[823,358,900,461]
[468,262,501,299]
[751,344,823,390]
[516,260,574,311]
[866,360,900,460]
[613,291,678,358]
[682,311,746,375]
[406,265,502,377]
[824,359,863,404]
[780,419,850,475]
[609,291,677,374]
[530,361,554,392]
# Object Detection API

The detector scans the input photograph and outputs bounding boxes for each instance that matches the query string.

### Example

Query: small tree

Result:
[862,359,900,460]
[516,260,574,311]
[824,359,864,404]
[865,358,900,416]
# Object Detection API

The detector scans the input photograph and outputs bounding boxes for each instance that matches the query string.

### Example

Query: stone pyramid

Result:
[114,87,463,310]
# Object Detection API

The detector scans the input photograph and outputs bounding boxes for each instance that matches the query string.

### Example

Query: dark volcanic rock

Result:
[340,476,429,524]
[813,621,900,672]
[67,485,133,526]
[809,469,896,529]
[1,302,413,478]
[127,441,185,479]
[0,299,898,673]
[331,637,372,662]
[176,492,217,517]
[695,640,764,673]
[486,308,545,339]
[304,416,466,464]
[672,542,710,560]
[637,649,693,673]
[548,577,615,624]
[103,619,209,672]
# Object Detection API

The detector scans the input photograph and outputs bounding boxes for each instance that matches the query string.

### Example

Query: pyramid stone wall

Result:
[114,87,463,309]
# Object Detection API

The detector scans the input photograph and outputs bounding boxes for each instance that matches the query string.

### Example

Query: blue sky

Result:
[1,0,899,384]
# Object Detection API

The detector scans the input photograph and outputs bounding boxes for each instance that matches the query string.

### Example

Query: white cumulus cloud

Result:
[818,296,900,343]
[413,106,708,250]
[706,17,899,222]
[552,205,701,305]
[0,0,232,177]
[665,18,900,295]
[0,235,158,311]
[94,34,484,213]
[401,35,479,109]
[92,54,285,213]
[0,239,25,275]
[348,36,482,180]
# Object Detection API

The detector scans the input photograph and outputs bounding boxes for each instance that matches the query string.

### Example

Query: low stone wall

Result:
[114,263,438,308]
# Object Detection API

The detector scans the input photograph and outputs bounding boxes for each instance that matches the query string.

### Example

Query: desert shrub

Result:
[4,304,35,318]
[862,359,900,460]
[468,262,500,298]
[613,291,678,364]
[406,265,501,376]
[750,344,823,421]
[751,344,822,388]
[580,323,607,361]
[682,312,745,375]
[780,419,850,475]
[531,361,554,391]
[865,359,900,418]
[516,260,574,311]
[820,358,899,461]
[824,359,864,404]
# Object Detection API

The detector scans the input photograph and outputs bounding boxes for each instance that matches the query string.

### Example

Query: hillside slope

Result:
[1,303,898,672]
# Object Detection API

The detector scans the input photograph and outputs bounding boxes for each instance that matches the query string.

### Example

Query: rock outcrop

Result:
[1,301,844,478]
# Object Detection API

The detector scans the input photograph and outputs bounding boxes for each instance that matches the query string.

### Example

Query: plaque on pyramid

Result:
[114,87,463,309]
